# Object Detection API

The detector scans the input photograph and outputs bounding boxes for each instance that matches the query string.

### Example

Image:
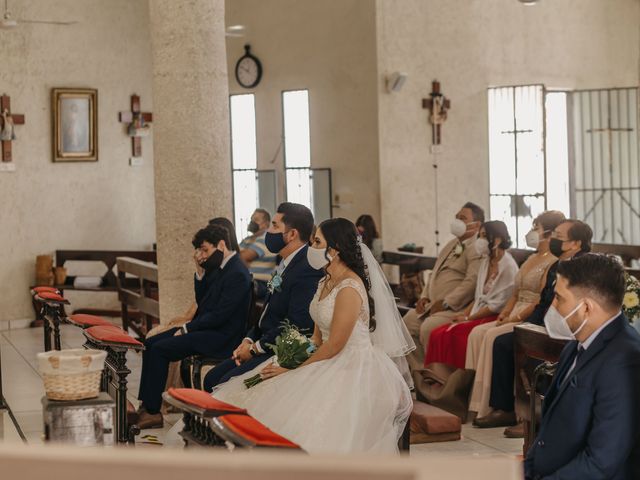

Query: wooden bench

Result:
[30,250,156,326]
[592,242,640,279]
[514,324,567,454]
[116,257,159,338]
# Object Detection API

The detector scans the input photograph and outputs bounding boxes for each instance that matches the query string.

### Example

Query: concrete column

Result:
[149,0,232,323]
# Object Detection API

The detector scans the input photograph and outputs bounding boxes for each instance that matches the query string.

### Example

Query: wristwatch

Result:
[249,344,259,357]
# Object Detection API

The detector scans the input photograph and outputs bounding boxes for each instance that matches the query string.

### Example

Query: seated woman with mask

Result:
[424,221,519,369]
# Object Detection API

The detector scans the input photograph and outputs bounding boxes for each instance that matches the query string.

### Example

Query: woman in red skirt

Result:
[425,221,519,369]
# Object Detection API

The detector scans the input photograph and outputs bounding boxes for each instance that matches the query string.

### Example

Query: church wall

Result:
[376,0,640,254]
[225,0,381,229]
[0,0,155,323]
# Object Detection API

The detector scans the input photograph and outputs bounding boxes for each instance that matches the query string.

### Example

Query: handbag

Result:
[413,362,476,421]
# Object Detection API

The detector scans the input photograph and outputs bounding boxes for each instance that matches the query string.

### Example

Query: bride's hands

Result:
[260,364,289,379]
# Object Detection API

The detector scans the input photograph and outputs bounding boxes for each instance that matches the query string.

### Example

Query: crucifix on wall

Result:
[422,80,451,145]
[118,94,152,158]
[0,94,25,162]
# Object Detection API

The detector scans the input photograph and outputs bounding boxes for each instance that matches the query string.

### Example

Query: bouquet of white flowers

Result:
[244,321,316,388]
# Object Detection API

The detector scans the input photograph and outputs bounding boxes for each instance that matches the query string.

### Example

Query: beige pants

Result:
[403,308,458,371]
[466,321,519,417]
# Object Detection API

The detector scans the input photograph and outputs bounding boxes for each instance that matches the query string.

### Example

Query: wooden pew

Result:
[514,324,568,454]
[592,242,640,279]
[116,257,159,339]
[30,250,157,325]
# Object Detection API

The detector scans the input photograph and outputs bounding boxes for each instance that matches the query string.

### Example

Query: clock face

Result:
[236,56,262,89]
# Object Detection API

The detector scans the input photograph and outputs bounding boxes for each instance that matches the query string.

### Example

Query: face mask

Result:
[525,230,540,249]
[474,238,490,256]
[265,231,288,254]
[450,219,468,238]
[247,221,260,234]
[307,246,330,270]
[549,238,566,257]
[200,249,223,272]
[544,302,588,340]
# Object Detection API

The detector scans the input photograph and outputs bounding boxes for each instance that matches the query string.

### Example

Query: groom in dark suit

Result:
[136,224,251,429]
[204,202,323,390]
[525,254,640,480]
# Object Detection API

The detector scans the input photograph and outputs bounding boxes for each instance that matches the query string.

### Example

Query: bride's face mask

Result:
[308,229,336,270]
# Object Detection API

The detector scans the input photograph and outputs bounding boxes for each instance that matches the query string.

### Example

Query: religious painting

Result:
[51,88,98,162]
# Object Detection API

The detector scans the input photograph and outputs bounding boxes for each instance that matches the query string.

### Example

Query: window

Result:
[230,94,258,240]
[488,85,570,247]
[570,88,639,244]
[282,89,332,223]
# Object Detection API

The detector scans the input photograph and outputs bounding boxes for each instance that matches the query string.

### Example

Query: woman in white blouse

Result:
[424,221,519,369]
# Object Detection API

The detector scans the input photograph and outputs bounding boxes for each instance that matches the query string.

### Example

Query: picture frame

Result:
[51,88,98,162]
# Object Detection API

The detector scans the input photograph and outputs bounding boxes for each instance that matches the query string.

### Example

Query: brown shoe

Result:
[473,410,517,428]
[135,411,164,430]
[503,421,525,438]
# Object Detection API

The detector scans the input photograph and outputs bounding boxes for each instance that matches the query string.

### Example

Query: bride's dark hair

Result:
[317,218,376,331]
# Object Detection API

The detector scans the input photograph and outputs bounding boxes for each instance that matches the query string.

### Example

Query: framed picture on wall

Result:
[51,88,98,162]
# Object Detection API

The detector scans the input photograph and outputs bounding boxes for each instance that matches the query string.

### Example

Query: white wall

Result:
[376,0,640,254]
[0,0,155,322]
[225,0,380,227]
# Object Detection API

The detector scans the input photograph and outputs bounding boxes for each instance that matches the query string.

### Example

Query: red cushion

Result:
[37,291,66,302]
[85,325,142,346]
[32,286,59,294]
[67,314,112,328]
[220,414,299,448]
[167,388,247,414]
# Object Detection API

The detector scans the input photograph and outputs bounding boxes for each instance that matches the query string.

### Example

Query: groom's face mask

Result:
[265,214,296,254]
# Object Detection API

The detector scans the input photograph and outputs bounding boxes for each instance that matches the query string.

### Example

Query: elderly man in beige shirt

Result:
[404,202,484,371]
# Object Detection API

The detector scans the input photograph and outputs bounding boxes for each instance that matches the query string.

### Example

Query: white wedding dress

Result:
[211,278,413,454]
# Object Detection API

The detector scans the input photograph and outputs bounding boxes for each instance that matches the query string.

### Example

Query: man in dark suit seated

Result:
[203,202,323,390]
[475,219,592,432]
[525,254,640,480]
[135,224,251,429]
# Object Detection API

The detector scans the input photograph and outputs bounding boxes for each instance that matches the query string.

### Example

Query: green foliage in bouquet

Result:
[243,320,315,388]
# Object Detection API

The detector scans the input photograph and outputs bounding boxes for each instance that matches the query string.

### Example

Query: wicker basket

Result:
[37,349,107,401]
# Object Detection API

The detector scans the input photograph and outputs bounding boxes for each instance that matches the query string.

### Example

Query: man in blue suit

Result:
[135,224,251,429]
[204,202,323,390]
[525,254,640,480]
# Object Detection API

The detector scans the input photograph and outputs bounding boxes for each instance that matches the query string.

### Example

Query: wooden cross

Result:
[118,94,152,157]
[422,80,451,145]
[0,94,25,162]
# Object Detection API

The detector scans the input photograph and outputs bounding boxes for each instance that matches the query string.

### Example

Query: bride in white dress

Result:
[211,218,414,454]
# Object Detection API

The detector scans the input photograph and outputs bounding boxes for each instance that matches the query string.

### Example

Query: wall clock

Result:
[235,44,263,89]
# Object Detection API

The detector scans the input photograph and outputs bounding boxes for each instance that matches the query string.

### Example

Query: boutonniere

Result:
[267,270,283,294]
[453,243,465,257]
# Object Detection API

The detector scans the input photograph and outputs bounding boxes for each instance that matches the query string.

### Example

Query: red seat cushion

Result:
[219,414,300,448]
[32,286,60,294]
[85,325,143,346]
[67,314,112,328]
[37,291,67,303]
[167,388,247,414]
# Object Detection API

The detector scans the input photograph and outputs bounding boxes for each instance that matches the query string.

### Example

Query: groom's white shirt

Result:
[244,244,307,353]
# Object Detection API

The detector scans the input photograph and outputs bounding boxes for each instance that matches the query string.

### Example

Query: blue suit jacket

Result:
[246,245,323,352]
[184,254,252,350]
[525,314,640,480]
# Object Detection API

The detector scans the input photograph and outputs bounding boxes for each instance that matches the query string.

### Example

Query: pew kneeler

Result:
[163,388,301,451]
[82,325,144,444]
[32,289,68,352]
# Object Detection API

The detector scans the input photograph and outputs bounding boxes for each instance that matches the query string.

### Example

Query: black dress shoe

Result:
[473,410,517,428]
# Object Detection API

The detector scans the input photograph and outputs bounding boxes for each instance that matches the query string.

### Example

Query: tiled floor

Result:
[0,324,524,458]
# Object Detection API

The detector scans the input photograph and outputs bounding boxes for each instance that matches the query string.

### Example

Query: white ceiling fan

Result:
[0,0,78,29]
